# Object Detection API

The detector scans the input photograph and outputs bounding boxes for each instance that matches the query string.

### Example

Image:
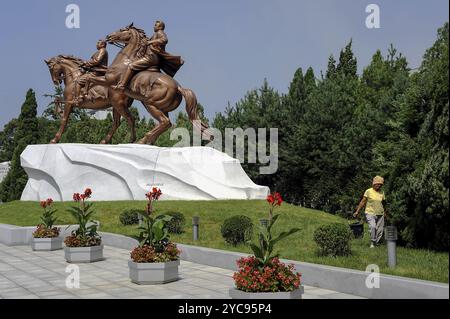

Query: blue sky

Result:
[0,0,448,128]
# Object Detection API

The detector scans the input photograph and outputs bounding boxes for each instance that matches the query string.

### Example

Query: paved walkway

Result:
[0,243,364,299]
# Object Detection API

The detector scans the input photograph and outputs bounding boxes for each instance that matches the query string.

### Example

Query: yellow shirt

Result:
[364,188,385,215]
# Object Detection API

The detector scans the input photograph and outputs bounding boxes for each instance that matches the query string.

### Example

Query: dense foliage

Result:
[213,24,449,251]
[160,211,186,234]
[313,223,353,257]
[119,209,143,225]
[0,89,39,202]
[220,215,254,246]
[0,23,447,251]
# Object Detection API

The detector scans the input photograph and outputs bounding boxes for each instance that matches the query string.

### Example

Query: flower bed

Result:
[131,242,180,263]
[233,256,301,292]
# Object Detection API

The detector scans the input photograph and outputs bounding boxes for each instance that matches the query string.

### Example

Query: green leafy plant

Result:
[131,187,180,262]
[33,198,60,238]
[161,211,186,234]
[232,192,302,293]
[221,215,253,246]
[119,209,144,225]
[313,223,353,257]
[248,192,300,266]
[64,188,101,247]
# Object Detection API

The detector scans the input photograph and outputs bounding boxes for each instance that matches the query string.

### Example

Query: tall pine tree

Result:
[0,89,39,201]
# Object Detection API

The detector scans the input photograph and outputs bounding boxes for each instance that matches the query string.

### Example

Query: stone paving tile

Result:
[0,243,364,299]
[320,292,366,299]
[304,287,342,295]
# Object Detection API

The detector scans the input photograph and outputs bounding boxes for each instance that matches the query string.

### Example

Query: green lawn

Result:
[0,200,448,283]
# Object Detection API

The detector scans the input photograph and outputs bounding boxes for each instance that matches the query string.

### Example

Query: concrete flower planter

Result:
[64,245,104,263]
[128,259,180,284]
[229,286,304,299]
[31,237,63,251]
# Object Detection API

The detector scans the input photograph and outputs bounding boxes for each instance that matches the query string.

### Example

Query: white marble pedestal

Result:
[20,144,269,201]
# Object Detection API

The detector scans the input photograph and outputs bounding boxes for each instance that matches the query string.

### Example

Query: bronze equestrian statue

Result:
[45,21,211,145]
[45,55,135,144]
[113,20,184,90]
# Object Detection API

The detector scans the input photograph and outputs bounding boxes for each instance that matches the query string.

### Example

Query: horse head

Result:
[106,23,135,45]
[45,56,63,86]
[45,55,83,86]
[106,23,147,57]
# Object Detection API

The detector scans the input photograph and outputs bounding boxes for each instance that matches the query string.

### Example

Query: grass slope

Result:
[0,200,447,283]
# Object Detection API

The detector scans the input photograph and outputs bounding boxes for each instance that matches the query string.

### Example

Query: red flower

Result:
[84,188,92,198]
[73,193,81,202]
[266,194,275,204]
[40,201,47,208]
[267,192,283,206]
[145,187,162,201]
[274,192,283,206]
[46,198,53,206]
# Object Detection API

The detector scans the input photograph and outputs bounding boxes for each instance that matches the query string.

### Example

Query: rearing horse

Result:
[86,23,212,144]
[45,55,136,144]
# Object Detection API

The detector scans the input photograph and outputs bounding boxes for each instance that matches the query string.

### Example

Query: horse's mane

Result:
[57,55,84,65]
[126,25,149,59]
[129,25,147,38]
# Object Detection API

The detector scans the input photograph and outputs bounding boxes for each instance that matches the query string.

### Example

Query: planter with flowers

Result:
[229,192,304,299]
[64,188,103,263]
[128,187,181,284]
[31,198,63,251]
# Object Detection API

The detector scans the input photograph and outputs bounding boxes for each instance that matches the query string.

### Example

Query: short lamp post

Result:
[192,216,200,241]
[385,225,398,268]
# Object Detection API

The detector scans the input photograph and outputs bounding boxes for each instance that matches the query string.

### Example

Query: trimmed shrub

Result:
[119,209,144,226]
[221,215,254,246]
[159,211,186,234]
[313,223,352,257]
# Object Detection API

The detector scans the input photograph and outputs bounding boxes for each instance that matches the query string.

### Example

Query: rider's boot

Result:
[113,67,134,91]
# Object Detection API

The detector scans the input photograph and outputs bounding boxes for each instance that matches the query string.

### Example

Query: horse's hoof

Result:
[50,139,57,144]
[100,140,107,144]
[137,139,146,144]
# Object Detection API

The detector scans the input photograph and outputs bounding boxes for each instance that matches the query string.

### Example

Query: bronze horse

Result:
[45,55,136,144]
[46,23,211,145]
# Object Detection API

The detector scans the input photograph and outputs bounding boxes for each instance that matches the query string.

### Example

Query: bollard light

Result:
[192,216,200,241]
[385,225,398,268]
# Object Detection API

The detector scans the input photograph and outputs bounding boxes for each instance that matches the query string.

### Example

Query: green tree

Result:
[0,89,39,201]
[375,23,449,250]
[0,118,19,162]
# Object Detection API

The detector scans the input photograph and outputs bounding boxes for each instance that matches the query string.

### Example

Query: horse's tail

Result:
[178,86,213,141]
